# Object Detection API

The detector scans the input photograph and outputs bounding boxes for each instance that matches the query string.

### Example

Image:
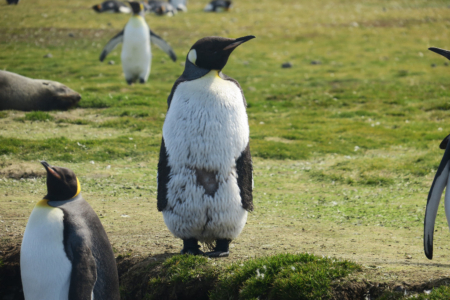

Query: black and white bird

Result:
[204,0,232,12]
[21,162,119,300]
[92,0,131,13]
[99,1,177,85]
[424,47,450,260]
[157,35,255,257]
[169,0,187,12]
[147,0,178,16]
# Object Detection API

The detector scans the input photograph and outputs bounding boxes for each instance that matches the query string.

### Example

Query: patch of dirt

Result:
[0,162,45,179]
[0,244,23,300]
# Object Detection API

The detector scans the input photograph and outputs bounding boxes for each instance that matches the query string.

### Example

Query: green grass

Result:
[210,253,360,300]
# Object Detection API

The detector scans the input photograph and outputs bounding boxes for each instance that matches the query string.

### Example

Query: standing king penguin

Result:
[20,161,119,300]
[157,35,255,257]
[424,47,450,259]
[99,1,177,85]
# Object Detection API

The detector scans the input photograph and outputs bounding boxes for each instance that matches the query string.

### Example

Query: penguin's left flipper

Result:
[424,139,450,259]
[236,143,253,211]
[429,47,450,61]
[67,243,97,298]
[440,134,450,150]
[99,29,124,62]
[157,138,171,211]
[150,30,177,62]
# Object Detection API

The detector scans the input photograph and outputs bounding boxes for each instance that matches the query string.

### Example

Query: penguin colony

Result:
[17,0,252,297]
[11,0,450,298]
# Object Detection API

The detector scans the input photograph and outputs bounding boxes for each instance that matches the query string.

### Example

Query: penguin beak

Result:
[41,161,61,180]
[429,47,450,60]
[223,35,256,51]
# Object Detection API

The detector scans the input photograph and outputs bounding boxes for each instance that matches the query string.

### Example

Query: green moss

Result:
[210,253,360,300]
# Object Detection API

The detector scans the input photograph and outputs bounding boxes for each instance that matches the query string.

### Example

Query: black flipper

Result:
[52,195,120,300]
[440,134,450,150]
[157,138,171,211]
[67,243,97,300]
[236,143,253,211]
[99,29,124,62]
[424,139,450,259]
[150,30,177,62]
[429,47,450,61]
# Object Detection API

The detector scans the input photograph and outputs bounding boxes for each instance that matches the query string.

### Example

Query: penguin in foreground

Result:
[20,161,119,300]
[157,35,255,257]
[424,47,450,259]
[92,0,131,13]
[204,0,232,12]
[99,1,177,85]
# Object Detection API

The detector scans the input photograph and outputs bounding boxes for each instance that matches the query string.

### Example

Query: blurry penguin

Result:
[99,1,177,84]
[92,0,131,13]
[169,0,187,12]
[147,0,177,16]
[204,0,232,12]
[424,47,450,260]
[157,35,255,257]
[20,161,119,300]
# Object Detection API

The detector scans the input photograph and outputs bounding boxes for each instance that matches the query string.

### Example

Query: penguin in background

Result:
[204,0,232,12]
[99,1,177,85]
[157,35,255,257]
[92,1,131,13]
[147,1,178,16]
[169,0,187,12]
[20,161,119,300]
[424,47,450,259]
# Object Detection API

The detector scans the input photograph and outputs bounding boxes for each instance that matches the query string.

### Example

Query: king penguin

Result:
[99,1,177,85]
[20,161,119,300]
[424,47,450,260]
[157,35,255,257]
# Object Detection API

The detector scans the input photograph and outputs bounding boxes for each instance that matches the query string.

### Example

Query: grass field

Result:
[2,0,450,298]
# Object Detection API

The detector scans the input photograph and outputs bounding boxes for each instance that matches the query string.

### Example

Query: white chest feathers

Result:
[21,200,72,300]
[121,16,151,76]
[163,71,249,174]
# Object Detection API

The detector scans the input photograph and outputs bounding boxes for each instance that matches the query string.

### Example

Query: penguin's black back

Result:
[50,196,119,300]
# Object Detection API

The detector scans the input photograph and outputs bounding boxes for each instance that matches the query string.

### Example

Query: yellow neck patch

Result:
[36,199,51,208]
[74,177,81,197]
[204,70,221,79]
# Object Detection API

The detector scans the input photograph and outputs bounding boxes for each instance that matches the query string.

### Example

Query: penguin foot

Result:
[139,78,146,84]
[126,79,134,85]
[205,239,230,258]
[180,238,204,255]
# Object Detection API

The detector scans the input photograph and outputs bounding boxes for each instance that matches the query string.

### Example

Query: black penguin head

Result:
[128,1,144,14]
[429,47,450,61]
[41,161,80,201]
[92,3,102,12]
[186,35,255,71]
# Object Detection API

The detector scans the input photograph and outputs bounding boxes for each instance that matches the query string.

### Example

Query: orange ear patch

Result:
[47,168,61,180]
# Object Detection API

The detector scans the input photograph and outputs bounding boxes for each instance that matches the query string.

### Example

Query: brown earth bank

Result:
[2,243,450,300]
